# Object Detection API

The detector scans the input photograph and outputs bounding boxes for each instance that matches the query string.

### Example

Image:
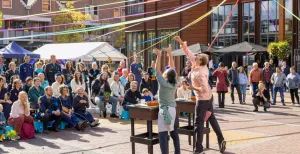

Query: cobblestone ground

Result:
[1,91,300,154]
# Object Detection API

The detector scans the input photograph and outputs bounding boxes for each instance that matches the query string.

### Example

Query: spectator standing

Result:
[238,66,248,104]
[148,60,158,96]
[271,67,286,106]
[228,62,242,104]
[249,63,262,95]
[5,62,19,84]
[117,61,126,76]
[213,62,228,108]
[262,62,273,97]
[44,55,61,85]
[19,55,33,83]
[34,61,44,77]
[181,60,192,77]
[286,67,300,105]
[130,55,143,88]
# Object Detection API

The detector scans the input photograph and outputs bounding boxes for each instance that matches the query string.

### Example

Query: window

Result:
[114,8,120,17]
[285,0,292,44]
[242,2,255,43]
[2,0,12,8]
[85,5,98,16]
[126,0,144,15]
[60,2,67,8]
[260,0,279,47]
[42,0,51,11]
[211,4,238,48]
[126,31,144,52]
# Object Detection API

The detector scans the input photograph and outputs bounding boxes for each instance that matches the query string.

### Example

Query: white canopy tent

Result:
[33,42,127,61]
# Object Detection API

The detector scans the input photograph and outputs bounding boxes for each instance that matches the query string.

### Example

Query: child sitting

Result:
[0,104,6,141]
[142,88,152,102]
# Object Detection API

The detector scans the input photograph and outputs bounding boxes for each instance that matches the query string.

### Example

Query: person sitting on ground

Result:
[28,77,45,109]
[142,88,152,102]
[110,71,125,104]
[51,73,66,98]
[58,85,88,131]
[176,80,192,99]
[124,73,135,91]
[8,92,35,140]
[38,73,49,89]
[22,77,32,94]
[34,61,44,77]
[140,72,152,94]
[252,82,270,112]
[71,71,86,95]
[88,62,100,89]
[0,104,6,141]
[10,79,22,103]
[0,76,13,120]
[92,72,118,118]
[123,81,142,111]
[73,87,100,127]
[38,86,63,134]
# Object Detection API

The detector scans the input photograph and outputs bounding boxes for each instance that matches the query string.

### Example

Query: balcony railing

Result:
[3,30,52,44]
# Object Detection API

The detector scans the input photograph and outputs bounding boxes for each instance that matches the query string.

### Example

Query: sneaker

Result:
[78,121,89,131]
[264,108,267,112]
[282,103,286,106]
[110,114,118,118]
[103,111,107,118]
[253,109,258,112]
[219,140,227,153]
[90,119,100,127]
[12,136,21,140]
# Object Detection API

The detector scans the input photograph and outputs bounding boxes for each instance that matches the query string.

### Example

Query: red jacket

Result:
[213,70,228,92]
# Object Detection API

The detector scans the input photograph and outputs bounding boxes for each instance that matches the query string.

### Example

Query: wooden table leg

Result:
[131,118,135,154]
[188,113,191,145]
[206,121,209,149]
[147,120,153,154]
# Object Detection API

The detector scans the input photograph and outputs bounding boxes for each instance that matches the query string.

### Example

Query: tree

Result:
[267,41,291,60]
[53,2,92,43]
[111,25,125,48]
[0,12,3,28]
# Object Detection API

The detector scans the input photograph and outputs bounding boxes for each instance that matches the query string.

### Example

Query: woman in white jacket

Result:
[110,71,124,103]
[71,71,86,94]
[52,73,66,97]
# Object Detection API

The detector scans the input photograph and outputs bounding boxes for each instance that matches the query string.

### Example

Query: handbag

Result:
[59,98,70,113]
[264,101,271,109]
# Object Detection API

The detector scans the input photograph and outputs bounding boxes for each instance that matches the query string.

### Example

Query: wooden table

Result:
[176,99,210,149]
[128,105,159,154]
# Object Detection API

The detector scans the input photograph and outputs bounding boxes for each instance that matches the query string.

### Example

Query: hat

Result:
[113,71,119,76]
[55,73,62,79]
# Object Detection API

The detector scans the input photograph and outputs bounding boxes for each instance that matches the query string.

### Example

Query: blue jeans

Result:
[95,96,118,114]
[74,111,95,123]
[239,84,247,102]
[252,82,259,95]
[273,86,284,104]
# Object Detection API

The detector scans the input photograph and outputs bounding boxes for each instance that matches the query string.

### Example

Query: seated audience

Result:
[140,72,152,93]
[58,85,88,131]
[71,71,86,94]
[0,104,5,141]
[38,86,63,134]
[23,77,32,94]
[123,81,142,111]
[7,75,19,94]
[176,80,192,99]
[142,88,152,102]
[92,72,118,118]
[124,73,135,91]
[120,69,128,86]
[10,79,22,103]
[8,91,35,140]
[0,76,12,120]
[28,77,45,109]
[34,61,44,77]
[73,87,100,127]
[5,62,19,84]
[38,73,49,89]
[51,73,66,97]
[110,71,125,103]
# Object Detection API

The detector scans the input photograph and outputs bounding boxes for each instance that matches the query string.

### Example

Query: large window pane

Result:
[285,0,292,43]
[242,2,255,43]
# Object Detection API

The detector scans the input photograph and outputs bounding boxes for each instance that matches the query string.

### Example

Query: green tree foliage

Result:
[0,12,3,28]
[53,2,91,43]
[267,41,291,60]
[111,25,125,48]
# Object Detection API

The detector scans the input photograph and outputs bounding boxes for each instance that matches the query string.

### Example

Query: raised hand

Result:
[173,36,183,44]
[153,48,162,56]
[166,44,172,55]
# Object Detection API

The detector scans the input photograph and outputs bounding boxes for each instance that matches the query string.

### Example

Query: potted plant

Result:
[104,92,111,101]
[267,41,291,60]
[6,130,17,140]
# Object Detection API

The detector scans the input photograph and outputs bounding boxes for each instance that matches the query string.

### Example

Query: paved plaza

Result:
[1,91,300,154]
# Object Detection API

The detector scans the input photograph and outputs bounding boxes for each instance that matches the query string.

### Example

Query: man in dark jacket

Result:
[38,86,63,134]
[228,62,242,104]
[19,55,33,83]
[262,62,274,97]
[92,72,118,118]
[44,55,61,85]
[140,72,152,93]
[124,81,142,111]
